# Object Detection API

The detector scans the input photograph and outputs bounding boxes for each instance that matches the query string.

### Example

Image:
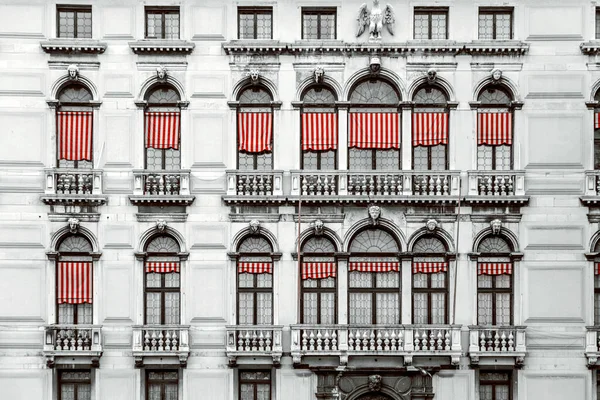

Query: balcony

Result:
[223,170,286,204]
[465,170,528,205]
[132,325,190,368]
[468,326,526,368]
[289,170,461,204]
[42,325,103,368]
[226,325,283,367]
[585,326,600,367]
[290,324,462,367]
[41,168,107,206]
[129,170,195,206]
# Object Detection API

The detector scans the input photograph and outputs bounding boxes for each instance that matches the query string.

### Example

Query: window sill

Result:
[128,39,195,54]
[40,39,107,54]
[465,40,529,55]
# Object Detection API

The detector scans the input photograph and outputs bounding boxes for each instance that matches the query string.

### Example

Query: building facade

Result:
[1,0,600,399]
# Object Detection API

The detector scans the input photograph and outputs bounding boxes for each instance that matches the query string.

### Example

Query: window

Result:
[57,6,92,39]
[59,370,91,400]
[476,236,513,326]
[238,7,273,39]
[144,85,181,172]
[478,8,513,40]
[479,371,511,400]
[348,79,401,170]
[237,86,274,171]
[302,8,336,40]
[300,85,338,170]
[593,91,600,170]
[414,7,448,40]
[147,370,178,400]
[239,371,271,400]
[593,242,600,324]
[348,229,401,324]
[145,7,180,39]
[476,85,513,171]
[144,236,181,325]
[237,236,274,325]
[412,236,448,324]
[596,8,600,40]
[300,236,337,324]
[412,85,449,170]
[57,84,94,169]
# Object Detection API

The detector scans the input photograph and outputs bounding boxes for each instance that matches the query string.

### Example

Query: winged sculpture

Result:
[356,0,395,40]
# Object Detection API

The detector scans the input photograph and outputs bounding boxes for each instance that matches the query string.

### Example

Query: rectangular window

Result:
[595,113,600,170]
[412,262,448,324]
[57,6,92,39]
[596,9,600,40]
[238,262,273,325]
[302,8,336,40]
[477,263,513,326]
[479,371,511,400]
[59,370,92,400]
[414,7,448,40]
[239,371,271,400]
[147,370,178,400]
[348,269,400,324]
[145,7,180,39]
[478,8,513,40]
[595,264,600,325]
[238,7,273,39]
[301,261,336,324]
[144,261,181,325]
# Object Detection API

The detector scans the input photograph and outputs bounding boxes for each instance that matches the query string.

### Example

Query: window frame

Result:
[239,370,272,400]
[144,6,180,40]
[476,260,514,326]
[300,85,338,170]
[594,267,600,325]
[348,268,401,325]
[301,7,337,40]
[596,8,600,40]
[236,261,273,325]
[478,7,514,40]
[476,85,514,171]
[236,86,275,171]
[411,269,449,325]
[56,5,93,39]
[146,370,179,400]
[238,7,273,40]
[58,370,92,400]
[478,370,512,400]
[413,7,449,40]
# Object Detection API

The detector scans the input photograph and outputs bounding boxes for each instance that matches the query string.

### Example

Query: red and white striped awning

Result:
[238,262,272,274]
[302,113,338,151]
[145,112,180,150]
[57,262,92,304]
[477,112,512,145]
[146,262,180,273]
[478,263,512,275]
[349,261,400,272]
[595,113,600,130]
[412,261,448,274]
[412,112,448,146]
[302,262,336,279]
[595,263,600,275]
[349,113,400,149]
[238,112,273,153]
[57,111,93,161]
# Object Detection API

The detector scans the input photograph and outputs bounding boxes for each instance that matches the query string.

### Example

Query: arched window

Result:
[476,235,513,326]
[144,85,182,171]
[237,85,274,171]
[144,235,181,325]
[237,235,274,325]
[348,228,400,324]
[300,236,337,324]
[300,85,338,170]
[56,83,94,169]
[412,85,449,170]
[348,78,401,171]
[477,85,513,171]
[593,90,600,170]
[56,234,94,325]
[412,236,448,324]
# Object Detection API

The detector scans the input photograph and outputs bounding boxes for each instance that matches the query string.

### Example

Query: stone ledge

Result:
[129,40,195,54]
[41,40,107,54]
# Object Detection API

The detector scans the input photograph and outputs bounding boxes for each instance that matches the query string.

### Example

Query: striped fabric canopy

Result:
[595,113,600,130]
[412,261,448,274]
[348,113,400,149]
[146,262,180,273]
[238,262,272,274]
[477,112,512,145]
[145,112,180,150]
[412,112,448,146]
[595,263,600,275]
[302,262,336,279]
[349,261,399,272]
[57,262,93,304]
[302,113,338,151]
[238,113,273,153]
[478,263,512,275]
[57,111,93,161]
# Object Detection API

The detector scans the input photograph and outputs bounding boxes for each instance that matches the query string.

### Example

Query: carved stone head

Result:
[68,218,80,234]
[368,205,381,225]
[249,69,260,85]
[427,68,437,83]
[249,219,260,234]
[490,219,502,235]
[491,68,502,82]
[313,219,324,235]
[369,56,381,76]
[314,66,324,84]
[156,219,167,232]
[426,219,439,232]
[368,374,382,392]
[67,64,79,80]
[156,66,167,81]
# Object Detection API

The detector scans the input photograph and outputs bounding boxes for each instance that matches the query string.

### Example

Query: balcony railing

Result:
[132,325,190,367]
[290,324,462,366]
[225,170,284,197]
[585,326,600,367]
[132,170,191,196]
[466,170,526,199]
[226,325,283,366]
[290,170,460,199]
[44,168,103,196]
[43,325,102,367]
[468,325,526,366]
[584,171,600,196]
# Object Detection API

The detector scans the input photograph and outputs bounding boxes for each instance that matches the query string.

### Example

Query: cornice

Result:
[41,40,107,54]
[129,40,195,55]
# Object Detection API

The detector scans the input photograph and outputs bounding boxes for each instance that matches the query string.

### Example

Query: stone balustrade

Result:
[226,170,284,197]
[584,171,600,196]
[44,168,103,195]
[43,324,103,353]
[132,170,191,196]
[467,170,525,197]
[585,326,600,367]
[468,325,526,367]
[226,325,283,366]
[132,325,190,367]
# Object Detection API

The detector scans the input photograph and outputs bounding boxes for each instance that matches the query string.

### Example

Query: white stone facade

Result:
[0,1,599,399]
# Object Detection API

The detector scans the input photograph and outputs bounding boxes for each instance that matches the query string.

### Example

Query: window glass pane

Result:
[146,273,161,288]
[303,14,318,39]
[256,153,273,171]
[595,139,600,169]
[431,145,446,170]
[349,271,373,288]
[257,273,273,288]
[375,272,399,288]
[240,384,254,400]
[164,293,180,324]
[239,14,254,39]
[238,293,254,324]
[77,383,92,400]
[58,304,75,324]
[376,293,399,324]
[478,275,492,289]
[320,14,336,39]
[431,292,446,323]
[597,12,600,40]
[495,384,510,400]
[77,303,93,324]
[321,277,335,288]
[164,149,181,170]
[495,293,511,325]
[495,146,511,170]
[303,152,318,169]
[431,272,446,288]
[320,292,335,324]
[165,272,180,288]
[479,385,493,400]
[478,14,494,40]
[477,146,493,170]
[257,383,270,400]
[256,14,272,39]
[303,293,318,324]
[349,149,372,170]
[413,273,428,288]
[146,293,161,324]
[349,293,372,324]
[61,383,76,400]
[478,293,492,325]
[413,146,428,170]
[303,279,318,288]
[239,273,254,288]
[164,13,179,39]
[165,383,178,400]
[146,148,162,171]
[321,151,336,169]
[595,293,600,325]
[148,384,161,400]
[375,150,399,170]
[495,274,511,289]
[146,14,162,39]
[495,13,512,40]
[76,11,92,39]
[431,13,447,39]
[414,14,429,40]
[413,293,428,324]
[256,293,272,324]
[59,11,75,38]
